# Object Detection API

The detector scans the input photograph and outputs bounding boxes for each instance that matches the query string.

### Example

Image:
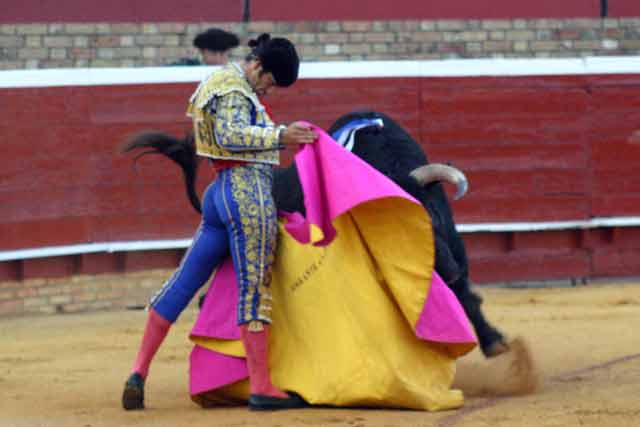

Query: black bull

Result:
[124,110,507,358]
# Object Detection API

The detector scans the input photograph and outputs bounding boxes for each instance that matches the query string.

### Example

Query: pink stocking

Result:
[240,323,287,398]
[131,309,171,379]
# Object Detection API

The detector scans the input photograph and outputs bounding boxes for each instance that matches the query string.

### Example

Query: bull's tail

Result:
[121,131,202,213]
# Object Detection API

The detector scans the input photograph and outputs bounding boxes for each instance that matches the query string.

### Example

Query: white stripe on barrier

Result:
[1,216,640,262]
[2,56,640,88]
[0,239,193,262]
[456,216,640,233]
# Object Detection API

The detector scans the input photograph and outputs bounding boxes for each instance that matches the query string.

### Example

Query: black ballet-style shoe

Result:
[248,391,308,411]
[122,372,145,410]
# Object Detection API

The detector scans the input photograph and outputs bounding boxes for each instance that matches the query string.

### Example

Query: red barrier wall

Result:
[253,0,600,21]
[609,0,640,17]
[1,0,242,23]
[2,73,640,283]
[5,1,639,25]
[1,0,610,23]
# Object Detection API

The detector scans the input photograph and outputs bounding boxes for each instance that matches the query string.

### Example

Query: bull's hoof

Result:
[479,328,509,358]
[122,373,145,410]
[484,339,510,358]
[248,392,308,411]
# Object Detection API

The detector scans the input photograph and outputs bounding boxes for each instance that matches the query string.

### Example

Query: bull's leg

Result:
[448,276,508,357]
[428,201,509,357]
[433,231,463,285]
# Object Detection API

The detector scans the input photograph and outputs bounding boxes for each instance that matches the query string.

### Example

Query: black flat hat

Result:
[250,34,300,87]
[193,28,240,52]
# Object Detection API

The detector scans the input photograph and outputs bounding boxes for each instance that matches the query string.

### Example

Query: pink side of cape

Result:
[189,343,247,395]
[189,125,476,395]
[286,123,420,246]
[416,272,476,344]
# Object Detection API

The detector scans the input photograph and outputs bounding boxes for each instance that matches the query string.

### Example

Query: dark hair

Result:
[246,33,300,87]
[193,28,239,52]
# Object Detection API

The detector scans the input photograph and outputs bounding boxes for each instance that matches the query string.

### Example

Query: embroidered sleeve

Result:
[212,92,282,152]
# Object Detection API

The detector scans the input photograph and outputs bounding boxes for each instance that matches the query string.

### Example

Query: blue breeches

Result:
[149,164,277,324]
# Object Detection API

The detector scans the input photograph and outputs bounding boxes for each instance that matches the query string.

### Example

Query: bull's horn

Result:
[410,163,468,200]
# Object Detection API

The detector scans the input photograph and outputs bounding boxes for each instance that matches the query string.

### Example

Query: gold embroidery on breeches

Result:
[220,164,277,324]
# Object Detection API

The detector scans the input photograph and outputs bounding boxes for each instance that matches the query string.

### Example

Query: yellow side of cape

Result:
[192,198,468,411]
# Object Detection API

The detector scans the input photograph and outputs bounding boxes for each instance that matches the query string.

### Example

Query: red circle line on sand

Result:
[436,352,640,427]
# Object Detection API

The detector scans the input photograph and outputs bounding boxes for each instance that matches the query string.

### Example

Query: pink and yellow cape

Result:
[189,124,477,411]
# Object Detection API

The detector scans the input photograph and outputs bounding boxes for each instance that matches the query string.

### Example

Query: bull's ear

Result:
[410,164,468,200]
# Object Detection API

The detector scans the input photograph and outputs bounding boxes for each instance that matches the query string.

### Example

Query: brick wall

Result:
[0,269,175,317]
[1,18,640,70]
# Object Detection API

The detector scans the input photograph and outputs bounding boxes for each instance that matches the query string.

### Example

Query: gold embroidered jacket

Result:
[187,63,283,165]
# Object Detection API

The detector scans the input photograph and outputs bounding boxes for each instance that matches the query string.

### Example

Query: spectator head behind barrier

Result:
[193,27,240,65]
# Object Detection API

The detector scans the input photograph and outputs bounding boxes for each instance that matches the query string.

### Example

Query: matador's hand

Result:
[280,122,318,145]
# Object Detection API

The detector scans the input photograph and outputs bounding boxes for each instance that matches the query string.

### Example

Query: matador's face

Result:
[245,60,276,97]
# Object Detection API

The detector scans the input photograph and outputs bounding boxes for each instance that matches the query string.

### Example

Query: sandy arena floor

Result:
[1,281,639,427]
